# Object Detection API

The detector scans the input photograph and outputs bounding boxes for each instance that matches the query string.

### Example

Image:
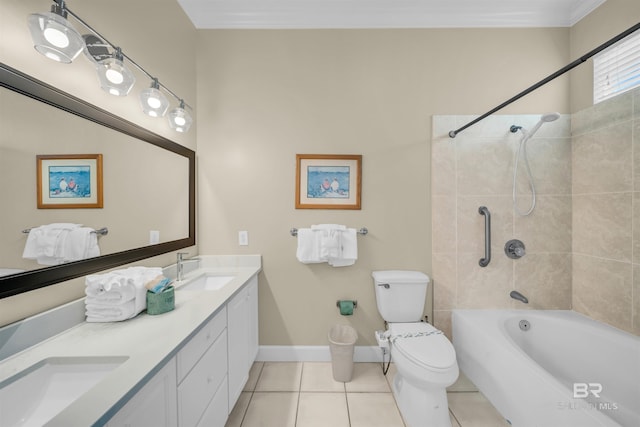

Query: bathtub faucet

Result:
[510,290,528,304]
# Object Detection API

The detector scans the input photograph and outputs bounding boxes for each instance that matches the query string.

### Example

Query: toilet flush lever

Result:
[378,283,390,289]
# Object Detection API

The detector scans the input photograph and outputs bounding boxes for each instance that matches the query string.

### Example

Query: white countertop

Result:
[0,255,261,426]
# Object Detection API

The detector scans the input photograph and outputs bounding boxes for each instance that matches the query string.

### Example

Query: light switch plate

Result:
[238,230,249,246]
[150,230,160,244]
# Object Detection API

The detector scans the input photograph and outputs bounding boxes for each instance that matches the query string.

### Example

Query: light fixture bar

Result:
[60,1,192,110]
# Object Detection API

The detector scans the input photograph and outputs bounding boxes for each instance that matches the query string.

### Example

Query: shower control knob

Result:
[505,239,526,259]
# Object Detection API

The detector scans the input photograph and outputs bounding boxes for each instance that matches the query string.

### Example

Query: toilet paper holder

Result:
[336,300,357,309]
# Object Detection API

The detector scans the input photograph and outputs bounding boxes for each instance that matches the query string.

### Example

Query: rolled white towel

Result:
[85,301,137,322]
[85,279,135,304]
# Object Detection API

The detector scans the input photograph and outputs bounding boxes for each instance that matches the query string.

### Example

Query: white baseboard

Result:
[256,345,383,363]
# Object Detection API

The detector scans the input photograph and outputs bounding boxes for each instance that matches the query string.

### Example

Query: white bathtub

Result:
[452,310,640,427]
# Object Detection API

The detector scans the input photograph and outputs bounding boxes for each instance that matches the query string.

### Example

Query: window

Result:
[593,30,640,104]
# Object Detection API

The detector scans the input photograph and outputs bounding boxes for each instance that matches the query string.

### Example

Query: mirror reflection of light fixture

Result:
[140,78,170,117]
[27,0,194,132]
[95,47,136,96]
[27,0,84,63]
[168,100,193,133]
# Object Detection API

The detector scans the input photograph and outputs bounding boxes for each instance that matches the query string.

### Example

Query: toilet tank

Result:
[372,270,429,322]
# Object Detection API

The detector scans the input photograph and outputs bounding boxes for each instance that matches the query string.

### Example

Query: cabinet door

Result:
[106,358,177,427]
[227,287,249,413]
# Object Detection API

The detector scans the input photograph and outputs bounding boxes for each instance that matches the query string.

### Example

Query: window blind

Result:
[593,30,640,104]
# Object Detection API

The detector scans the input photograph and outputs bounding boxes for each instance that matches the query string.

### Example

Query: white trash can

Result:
[328,324,358,382]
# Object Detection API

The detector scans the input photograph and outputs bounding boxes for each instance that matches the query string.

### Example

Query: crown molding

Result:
[177,0,607,29]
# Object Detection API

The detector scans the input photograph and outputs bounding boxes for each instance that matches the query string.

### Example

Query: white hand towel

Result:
[63,227,99,262]
[296,228,323,263]
[22,228,42,259]
[328,228,358,267]
[85,301,137,322]
[311,224,347,231]
[85,275,135,303]
[117,267,163,313]
[22,223,82,265]
[320,229,341,259]
[84,267,162,320]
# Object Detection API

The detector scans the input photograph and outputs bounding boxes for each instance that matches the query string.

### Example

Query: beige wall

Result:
[0,0,197,326]
[196,28,570,346]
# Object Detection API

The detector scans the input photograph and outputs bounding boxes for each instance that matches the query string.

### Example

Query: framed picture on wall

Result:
[295,154,362,209]
[37,154,103,209]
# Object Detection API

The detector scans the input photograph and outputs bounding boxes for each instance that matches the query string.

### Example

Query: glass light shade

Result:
[27,12,84,63]
[168,104,193,133]
[96,55,135,96]
[139,84,169,117]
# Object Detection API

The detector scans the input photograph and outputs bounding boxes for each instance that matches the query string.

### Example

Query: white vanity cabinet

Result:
[227,275,259,412]
[106,358,178,427]
[105,274,259,427]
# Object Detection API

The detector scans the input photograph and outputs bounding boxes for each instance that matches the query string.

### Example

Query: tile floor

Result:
[225,362,509,427]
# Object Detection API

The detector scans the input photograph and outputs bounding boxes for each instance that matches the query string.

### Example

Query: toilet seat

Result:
[389,323,457,371]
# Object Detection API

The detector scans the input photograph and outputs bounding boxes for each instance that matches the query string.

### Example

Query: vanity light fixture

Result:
[140,78,170,117]
[27,0,84,63]
[95,47,135,96]
[168,100,193,133]
[27,0,194,132]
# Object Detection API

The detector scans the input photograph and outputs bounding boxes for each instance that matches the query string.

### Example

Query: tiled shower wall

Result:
[571,88,640,335]
[431,114,573,338]
[432,87,640,337]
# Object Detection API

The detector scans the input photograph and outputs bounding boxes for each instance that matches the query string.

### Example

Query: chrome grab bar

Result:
[478,206,491,267]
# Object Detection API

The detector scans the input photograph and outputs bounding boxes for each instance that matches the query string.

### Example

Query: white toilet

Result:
[373,270,459,427]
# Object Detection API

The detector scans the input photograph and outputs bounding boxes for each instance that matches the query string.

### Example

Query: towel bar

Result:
[22,226,109,236]
[290,227,368,237]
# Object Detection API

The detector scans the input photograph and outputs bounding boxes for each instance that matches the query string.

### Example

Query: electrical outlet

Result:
[238,230,249,246]
[149,230,160,244]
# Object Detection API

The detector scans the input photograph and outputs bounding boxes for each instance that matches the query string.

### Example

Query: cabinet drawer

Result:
[178,329,228,427]
[177,306,227,382]
[197,376,229,427]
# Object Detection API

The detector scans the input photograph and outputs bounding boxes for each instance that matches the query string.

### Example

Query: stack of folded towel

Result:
[85,266,164,322]
[23,223,100,265]
[296,224,358,267]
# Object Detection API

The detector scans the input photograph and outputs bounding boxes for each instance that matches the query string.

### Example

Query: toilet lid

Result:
[389,323,456,370]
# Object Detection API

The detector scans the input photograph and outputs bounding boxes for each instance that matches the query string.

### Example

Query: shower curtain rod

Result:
[448,21,640,139]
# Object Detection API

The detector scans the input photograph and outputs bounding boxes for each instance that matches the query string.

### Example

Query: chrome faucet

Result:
[510,290,529,304]
[176,252,188,282]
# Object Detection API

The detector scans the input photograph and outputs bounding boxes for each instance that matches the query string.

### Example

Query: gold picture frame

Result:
[295,154,362,210]
[37,154,103,209]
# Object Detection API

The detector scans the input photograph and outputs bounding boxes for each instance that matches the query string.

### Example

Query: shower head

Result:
[527,112,561,138]
[510,112,560,137]
[540,112,560,123]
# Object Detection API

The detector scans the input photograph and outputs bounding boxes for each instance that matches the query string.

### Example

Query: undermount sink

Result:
[179,274,235,291]
[0,356,127,426]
